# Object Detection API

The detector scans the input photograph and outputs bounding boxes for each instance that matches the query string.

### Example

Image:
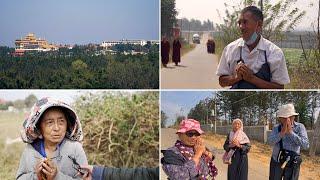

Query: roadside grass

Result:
[283,48,303,65]
[283,48,320,89]
[0,112,25,180]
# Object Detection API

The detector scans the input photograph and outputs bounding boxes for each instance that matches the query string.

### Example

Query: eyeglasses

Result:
[68,155,87,175]
[186,131,201,137]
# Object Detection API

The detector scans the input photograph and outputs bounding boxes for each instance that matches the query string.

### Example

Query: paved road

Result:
[160,128,269,180]
[161,33,221,89]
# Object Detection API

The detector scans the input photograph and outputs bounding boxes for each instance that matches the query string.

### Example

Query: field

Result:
[283,48,303,64]
[0,112,25,180]
[283,48,320,89]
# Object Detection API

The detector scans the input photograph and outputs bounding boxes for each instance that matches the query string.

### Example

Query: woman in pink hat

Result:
[161,119,218,180]
[223,118,251,180]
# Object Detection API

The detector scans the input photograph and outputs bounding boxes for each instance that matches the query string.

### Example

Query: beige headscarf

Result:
[229,118,250,146]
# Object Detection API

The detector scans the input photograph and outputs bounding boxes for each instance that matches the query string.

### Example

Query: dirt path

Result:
[161,33,221,89]
[160,128,320,180]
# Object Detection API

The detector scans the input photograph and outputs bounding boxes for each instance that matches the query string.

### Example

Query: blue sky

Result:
[161,91,215,126]
[0,0,159,47]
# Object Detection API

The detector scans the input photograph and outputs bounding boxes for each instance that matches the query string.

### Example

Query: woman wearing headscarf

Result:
[161,119,218,180]
[223,118,251,180]
[16,97,88,180]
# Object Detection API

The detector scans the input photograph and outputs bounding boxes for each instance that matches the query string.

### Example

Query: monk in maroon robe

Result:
[172,38,181,66]
[161,37,170,67]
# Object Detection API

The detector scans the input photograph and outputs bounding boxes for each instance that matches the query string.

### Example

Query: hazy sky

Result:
[0,90,87,104]
[0,0,159,47]
[176,0,317,31]
[0,90,141,105]
[161,91,214,126]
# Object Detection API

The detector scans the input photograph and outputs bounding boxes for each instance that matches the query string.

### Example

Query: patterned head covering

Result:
[20,97,83,143]
[176,119,204,134]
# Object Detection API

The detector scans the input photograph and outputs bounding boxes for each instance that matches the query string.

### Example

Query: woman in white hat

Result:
[268,103,309,180]
[16,97,88,180]
[161,119,218,180]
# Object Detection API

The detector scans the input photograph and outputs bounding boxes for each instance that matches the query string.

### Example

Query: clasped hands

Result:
[235,62,254,81]
[280,118,293,137]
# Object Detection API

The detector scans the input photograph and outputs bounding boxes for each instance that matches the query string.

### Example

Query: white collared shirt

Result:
[216,36,290,85]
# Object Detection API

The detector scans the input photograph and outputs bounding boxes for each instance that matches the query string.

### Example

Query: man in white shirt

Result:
[216,6,290,89]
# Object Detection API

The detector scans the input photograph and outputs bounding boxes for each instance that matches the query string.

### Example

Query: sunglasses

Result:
[68,155,87,175]
[186,131,201,137]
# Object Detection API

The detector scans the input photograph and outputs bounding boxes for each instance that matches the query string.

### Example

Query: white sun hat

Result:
[277,103,299,118]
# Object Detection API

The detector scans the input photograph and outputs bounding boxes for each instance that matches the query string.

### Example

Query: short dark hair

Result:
[241,6,263,22]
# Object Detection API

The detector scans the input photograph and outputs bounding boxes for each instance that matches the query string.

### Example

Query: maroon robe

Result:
[172,40,181,63]
[161,40,170,65]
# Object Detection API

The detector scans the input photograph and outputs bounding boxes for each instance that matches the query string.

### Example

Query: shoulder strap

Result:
[237,46,244,63]
[264,50,267,63]
[278,125,283,150]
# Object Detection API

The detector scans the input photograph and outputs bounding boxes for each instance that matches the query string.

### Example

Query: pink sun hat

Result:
[176,119,204,134]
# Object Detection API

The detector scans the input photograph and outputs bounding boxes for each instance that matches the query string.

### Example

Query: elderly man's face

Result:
[178,130,201,146]
[40,108,67,145]
[238,11,261,41]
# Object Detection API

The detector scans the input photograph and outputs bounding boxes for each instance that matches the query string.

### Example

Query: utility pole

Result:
[260,0,263,13]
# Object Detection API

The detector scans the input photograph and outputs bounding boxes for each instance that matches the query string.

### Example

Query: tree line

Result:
[0,45,159,89]
[178,18,214,31]
[186,91,319,130]
[0,94,37,110]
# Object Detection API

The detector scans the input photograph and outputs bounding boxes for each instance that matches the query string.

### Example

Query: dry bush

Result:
[74,91,159,168]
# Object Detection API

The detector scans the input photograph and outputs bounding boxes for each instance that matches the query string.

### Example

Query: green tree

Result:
[216,0,306,47]
[161,111,168,128]
[174,115,186,127]
[72,59,88,71]
[13,100,26,110]
[24,94,38,108]
[161,0,177,37]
